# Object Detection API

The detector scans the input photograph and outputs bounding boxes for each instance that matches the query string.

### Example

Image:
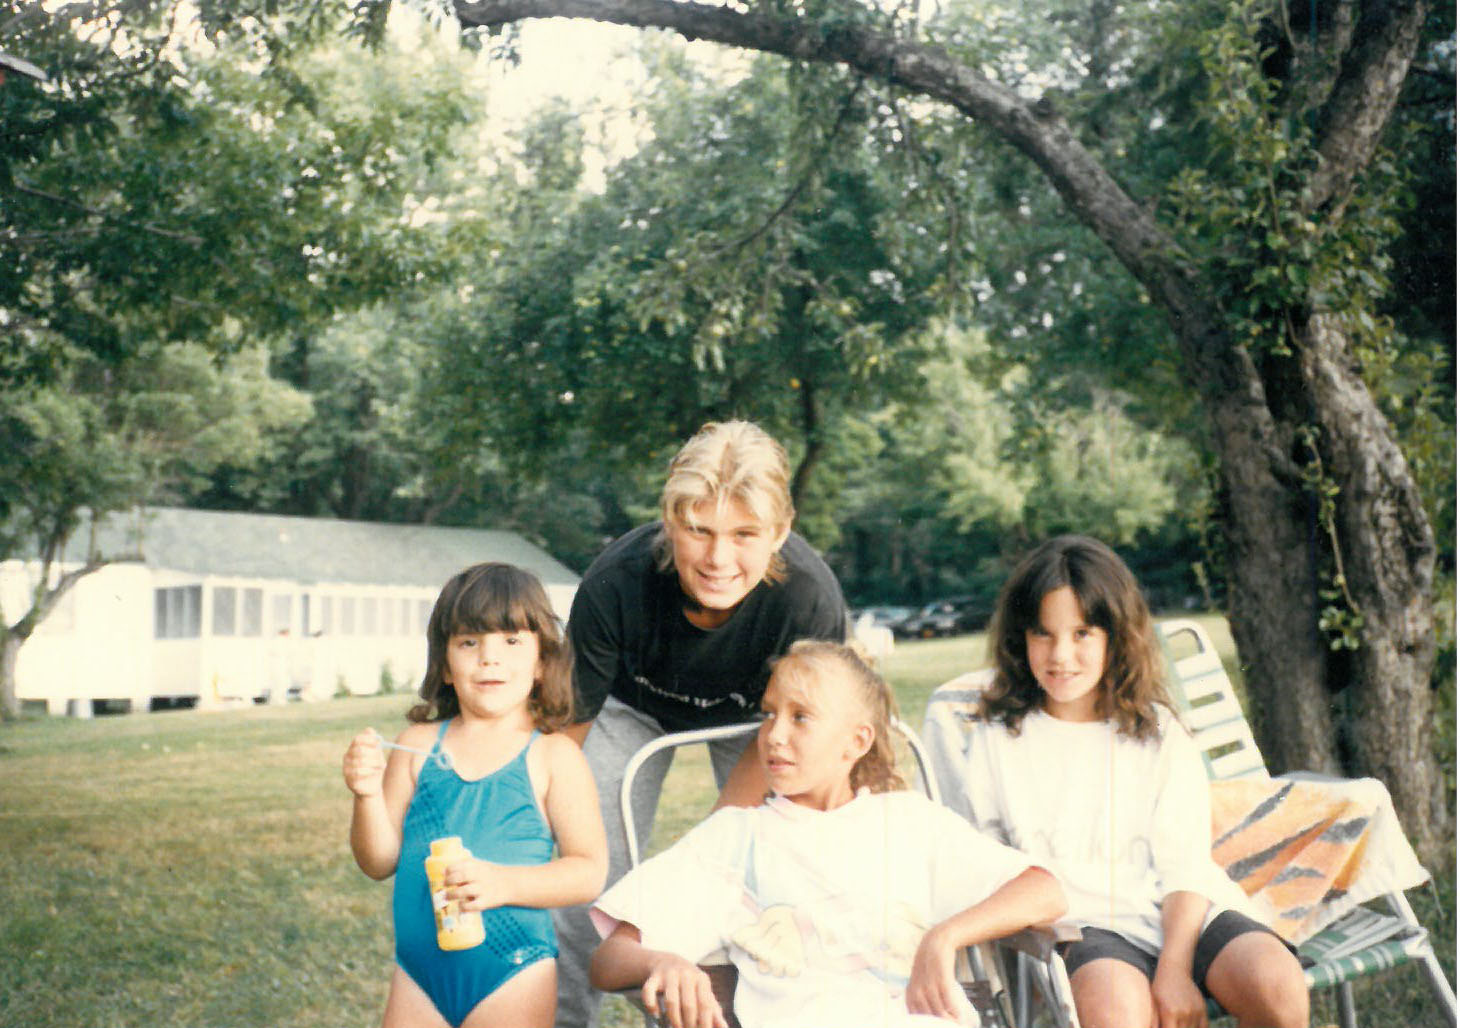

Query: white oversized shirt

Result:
[940,708,1253,954]
[592,790,1035,1028]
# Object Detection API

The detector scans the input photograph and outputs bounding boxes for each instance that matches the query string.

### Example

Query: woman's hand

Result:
[641,953,728,1028]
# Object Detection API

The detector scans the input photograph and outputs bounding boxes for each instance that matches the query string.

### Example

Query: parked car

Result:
[853,605,914,630]
[894,595,991,638]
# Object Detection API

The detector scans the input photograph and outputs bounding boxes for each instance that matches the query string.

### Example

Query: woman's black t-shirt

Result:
[566,523,847,732]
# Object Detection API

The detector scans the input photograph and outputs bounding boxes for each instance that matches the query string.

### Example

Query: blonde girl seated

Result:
[933,535,1307,1028]
[588,640,1065,1028]
[342,563,608,1028]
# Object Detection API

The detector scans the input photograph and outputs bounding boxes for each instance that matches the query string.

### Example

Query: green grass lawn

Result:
[1,619,1451,1028]
[0,696,407,1028]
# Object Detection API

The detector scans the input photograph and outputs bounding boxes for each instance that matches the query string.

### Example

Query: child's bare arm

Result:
[590,923,728,1028]
[1152,890,1209,1028]
[906,866,1066,1021]
[343,727,418,879]
[444,734,607,909]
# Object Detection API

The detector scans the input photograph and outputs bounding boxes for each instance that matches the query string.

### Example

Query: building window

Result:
[213,586,237,637]
[379,597,395,636]
[339,597,356,635]
[241,588,263,637]
[398,599,411,635]
[320,595,334,635]
[362,597,378,635]
[154,586,202,639]
[418,599,432,634]
[271,594,293,636]
[184,586,200,636]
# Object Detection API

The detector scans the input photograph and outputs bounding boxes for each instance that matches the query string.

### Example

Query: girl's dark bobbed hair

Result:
[410,563,574,731]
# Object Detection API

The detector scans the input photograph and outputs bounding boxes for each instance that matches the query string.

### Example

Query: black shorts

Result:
[1058,911,1292,996]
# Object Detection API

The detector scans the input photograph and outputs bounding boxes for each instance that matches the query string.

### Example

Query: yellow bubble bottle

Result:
[424,837,485,950]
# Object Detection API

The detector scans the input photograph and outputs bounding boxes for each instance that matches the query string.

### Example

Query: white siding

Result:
[3,513,578,715]
[9,562,154,712]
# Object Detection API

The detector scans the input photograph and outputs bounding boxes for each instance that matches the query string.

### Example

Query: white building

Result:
[3,507,580,715]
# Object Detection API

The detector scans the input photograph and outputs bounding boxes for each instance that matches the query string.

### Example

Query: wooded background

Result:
[1,0,1453,862]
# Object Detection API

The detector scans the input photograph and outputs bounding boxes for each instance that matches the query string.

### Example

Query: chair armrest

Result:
[992,925,1067,960]
[614,964,741,1028]
[964,927,1084,1028]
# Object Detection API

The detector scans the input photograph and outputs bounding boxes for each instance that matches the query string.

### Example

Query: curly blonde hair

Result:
[767,640,906,794]
[982,535,1172,741]
[410,563,574,732]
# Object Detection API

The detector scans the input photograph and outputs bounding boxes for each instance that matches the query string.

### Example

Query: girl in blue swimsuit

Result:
[344,563,608,1028]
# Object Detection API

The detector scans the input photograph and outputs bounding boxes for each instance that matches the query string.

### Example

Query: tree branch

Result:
[0,5,48,42]
[1306,0,1429,213]
[457,0,1169,264]
[12,181,206,245]
[789,374,820,509]
[452,0,1257,404]
[716,77,866,258]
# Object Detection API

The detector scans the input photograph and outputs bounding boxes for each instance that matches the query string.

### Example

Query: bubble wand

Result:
[370,728,455,771]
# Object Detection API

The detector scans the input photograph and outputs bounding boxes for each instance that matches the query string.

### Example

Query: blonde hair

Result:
[982,535,1172,741]
[411,563,574,732]
[767,640,905,794]
[654,420,794,582]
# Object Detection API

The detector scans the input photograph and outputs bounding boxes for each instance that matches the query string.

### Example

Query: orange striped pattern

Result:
[1210,778,1374,943]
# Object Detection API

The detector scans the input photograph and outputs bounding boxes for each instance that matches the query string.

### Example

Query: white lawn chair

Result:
[922,619,1457,1028]
[611,718,1036,1028]
[923,669,1082,1028]
[1158,618,1456,1028]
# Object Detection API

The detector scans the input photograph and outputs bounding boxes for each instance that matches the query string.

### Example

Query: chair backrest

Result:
[620,717,940,868]
[614,717,945,1028]
[1155,619,1268,781]
[921,621,1268,787]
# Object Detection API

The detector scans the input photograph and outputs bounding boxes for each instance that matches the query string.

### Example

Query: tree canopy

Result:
[2,0,1452,861]
[0,2,488,715]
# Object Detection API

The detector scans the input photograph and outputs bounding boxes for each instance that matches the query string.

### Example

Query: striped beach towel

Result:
[1209,775,1429,944]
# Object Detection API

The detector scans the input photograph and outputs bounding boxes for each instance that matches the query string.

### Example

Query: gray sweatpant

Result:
[552,696,754,1028]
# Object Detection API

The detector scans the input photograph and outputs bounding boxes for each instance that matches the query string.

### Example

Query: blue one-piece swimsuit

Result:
[393,723,556,1027]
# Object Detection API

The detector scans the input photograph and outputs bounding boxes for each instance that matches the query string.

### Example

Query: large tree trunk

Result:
[1,631,22,721]
[1298,312,1441,855]
[1154,302,1345,779]
[1209,394,1342,776]
[452,0,1448,860]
